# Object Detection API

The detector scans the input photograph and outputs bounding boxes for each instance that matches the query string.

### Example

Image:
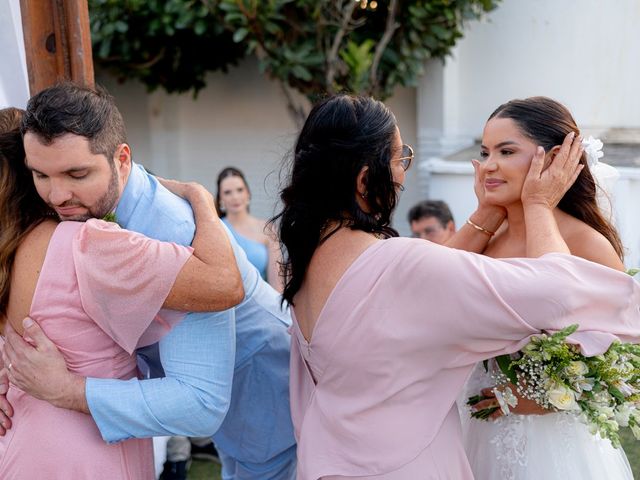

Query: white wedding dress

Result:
[459,362,634,480]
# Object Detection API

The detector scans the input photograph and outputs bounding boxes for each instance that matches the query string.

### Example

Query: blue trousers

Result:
[218,445,296,480]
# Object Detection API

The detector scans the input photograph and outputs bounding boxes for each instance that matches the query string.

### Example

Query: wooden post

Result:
[19,0,94,96]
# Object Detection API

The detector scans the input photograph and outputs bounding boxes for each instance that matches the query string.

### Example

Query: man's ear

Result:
[113,143,132,180]
[446,220,456,233]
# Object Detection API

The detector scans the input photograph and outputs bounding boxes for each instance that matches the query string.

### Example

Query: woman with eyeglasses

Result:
[460,97,633,480]
[273,95,640,479]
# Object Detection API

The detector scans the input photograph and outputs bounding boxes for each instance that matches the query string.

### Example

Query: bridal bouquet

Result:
[467,267,640,448]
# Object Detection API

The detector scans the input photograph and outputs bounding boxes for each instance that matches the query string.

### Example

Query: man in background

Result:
[407,199,456,245]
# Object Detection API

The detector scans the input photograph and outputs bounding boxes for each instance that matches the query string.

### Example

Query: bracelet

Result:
[466,219,495,237]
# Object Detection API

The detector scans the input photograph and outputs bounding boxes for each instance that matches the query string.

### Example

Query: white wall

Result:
[0,0,30,108]
[456,0,640,136]
[418,0,640,153]
[103,60,419,234]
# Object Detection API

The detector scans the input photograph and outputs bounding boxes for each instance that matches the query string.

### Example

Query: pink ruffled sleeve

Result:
[72,219,194,354]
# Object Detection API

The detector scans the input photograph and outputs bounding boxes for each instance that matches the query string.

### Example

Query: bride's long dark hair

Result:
[489,97,624,260]
[272,95,401,306]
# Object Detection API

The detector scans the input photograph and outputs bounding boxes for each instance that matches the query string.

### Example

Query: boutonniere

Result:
[102,212,118,223]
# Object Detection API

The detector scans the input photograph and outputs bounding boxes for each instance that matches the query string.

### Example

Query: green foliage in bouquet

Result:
[485,325,640,448]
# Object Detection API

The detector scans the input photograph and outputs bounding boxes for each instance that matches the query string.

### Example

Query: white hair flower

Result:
[582,136,604,168]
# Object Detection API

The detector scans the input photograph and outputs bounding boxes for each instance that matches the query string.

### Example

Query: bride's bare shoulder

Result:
[559,214,624,270]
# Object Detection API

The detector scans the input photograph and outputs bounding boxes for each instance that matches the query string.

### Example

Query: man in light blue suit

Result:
[1,83,296,479]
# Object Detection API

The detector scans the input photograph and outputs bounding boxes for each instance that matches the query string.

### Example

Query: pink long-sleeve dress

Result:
[290,237,640,480]
[0,220,193,480]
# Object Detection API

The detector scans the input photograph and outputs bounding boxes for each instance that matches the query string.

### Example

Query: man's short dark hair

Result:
[21,82,126,160]
[407,200,454,228]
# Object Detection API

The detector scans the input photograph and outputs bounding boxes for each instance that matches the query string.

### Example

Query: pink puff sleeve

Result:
[72,219,194,355]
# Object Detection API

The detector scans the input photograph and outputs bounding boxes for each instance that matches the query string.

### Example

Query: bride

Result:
[460,96,633,479]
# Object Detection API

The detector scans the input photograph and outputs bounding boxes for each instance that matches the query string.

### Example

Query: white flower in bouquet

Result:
[614,404,633,427]
[592,389,612,405]
[548,383,580,411]
[614,380,637,398]
[573,377,595,393]
[565,360,588,376]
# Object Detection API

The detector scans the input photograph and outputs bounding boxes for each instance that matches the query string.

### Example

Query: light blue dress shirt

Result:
[86,164,295,465]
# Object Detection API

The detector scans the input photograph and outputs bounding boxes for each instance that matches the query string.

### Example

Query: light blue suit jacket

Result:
[86,164,295,463]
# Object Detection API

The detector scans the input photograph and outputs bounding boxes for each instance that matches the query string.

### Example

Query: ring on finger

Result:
[6,363,11,371]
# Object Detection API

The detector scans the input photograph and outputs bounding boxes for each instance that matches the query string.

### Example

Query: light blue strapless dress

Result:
[222,218,268,280]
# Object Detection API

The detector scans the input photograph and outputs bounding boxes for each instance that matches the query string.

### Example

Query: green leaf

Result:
[609,386,625,403]
[627,268,640,276]
[88,0,501,104]
[102,212,117,223]
[233,28,249,43]
[495,354,518,384]
[194,19,207,35]
[291,65,312,81]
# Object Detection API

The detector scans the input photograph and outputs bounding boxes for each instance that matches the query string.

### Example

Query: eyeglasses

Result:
[395,144,414,171]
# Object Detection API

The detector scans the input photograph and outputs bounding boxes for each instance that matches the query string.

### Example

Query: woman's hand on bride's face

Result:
[521,132,584,209]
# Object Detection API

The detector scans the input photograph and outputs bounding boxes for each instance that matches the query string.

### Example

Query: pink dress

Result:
[290,238,640,480]
[0,220,193,480]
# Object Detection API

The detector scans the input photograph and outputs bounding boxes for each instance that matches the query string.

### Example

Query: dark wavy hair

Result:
[273,95,401,306]
[489,96,623,259]
[21,82,126,161]
[0,108,56,316]
[215,166,250,218]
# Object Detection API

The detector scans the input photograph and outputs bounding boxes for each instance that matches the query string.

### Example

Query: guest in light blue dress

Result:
[216,167,282,291]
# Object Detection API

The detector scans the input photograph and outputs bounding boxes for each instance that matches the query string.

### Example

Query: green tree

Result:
[90,0,245,93]
[90,0,499,122]
[220,0,499,123]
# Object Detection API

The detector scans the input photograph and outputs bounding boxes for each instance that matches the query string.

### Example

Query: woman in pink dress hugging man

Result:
[0,108,242,479]
[273,95,640,479]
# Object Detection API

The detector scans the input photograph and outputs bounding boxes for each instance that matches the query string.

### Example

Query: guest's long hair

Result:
[272,95,400,306]
[0,108,56,316]
[489,97,623,260]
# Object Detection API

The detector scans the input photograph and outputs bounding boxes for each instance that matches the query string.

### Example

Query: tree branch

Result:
[279,82,307,128]
[325,0,357,93]
[369,0,399,95]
